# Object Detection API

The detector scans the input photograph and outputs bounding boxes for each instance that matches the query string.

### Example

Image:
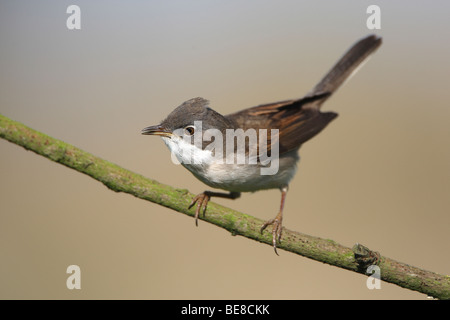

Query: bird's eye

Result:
[184,126,195,136]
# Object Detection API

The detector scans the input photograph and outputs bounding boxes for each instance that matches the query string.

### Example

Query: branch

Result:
[1,113,449,299]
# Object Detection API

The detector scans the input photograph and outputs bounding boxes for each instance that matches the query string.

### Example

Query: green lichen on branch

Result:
[1,113,449,299]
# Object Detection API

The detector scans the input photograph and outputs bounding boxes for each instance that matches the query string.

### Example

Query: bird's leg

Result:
[189,191,241,226]
[261,186,288,255]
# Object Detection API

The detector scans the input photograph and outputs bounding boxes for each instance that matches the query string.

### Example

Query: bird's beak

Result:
[141,125,172,137]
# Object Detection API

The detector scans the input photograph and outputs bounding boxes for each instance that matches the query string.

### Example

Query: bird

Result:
[142,34,382,254]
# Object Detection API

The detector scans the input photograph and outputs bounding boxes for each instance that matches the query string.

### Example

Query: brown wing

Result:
[226,93,337,155]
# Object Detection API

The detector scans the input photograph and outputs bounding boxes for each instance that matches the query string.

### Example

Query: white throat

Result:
[161,136,214,167]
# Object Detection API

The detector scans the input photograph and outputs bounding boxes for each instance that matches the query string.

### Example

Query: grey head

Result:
[142,97,235,148]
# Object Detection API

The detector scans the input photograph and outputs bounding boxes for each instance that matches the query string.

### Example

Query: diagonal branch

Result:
[1,113,449,299]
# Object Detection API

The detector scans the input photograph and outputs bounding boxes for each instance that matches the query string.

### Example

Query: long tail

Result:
[308,34,382,108]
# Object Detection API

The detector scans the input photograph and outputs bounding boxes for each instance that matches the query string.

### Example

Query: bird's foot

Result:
[260,211,283,255]
[188,192,211,226]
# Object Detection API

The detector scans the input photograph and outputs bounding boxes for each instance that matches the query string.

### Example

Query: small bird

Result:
[142,35,382,254]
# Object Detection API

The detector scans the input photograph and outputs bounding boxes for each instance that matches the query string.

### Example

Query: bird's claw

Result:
[188,193,211,226]
[260,212,283,255]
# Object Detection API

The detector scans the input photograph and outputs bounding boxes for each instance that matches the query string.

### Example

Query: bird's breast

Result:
[161,136,299,192]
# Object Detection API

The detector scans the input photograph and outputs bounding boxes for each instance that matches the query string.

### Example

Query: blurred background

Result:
[1,0,449,299]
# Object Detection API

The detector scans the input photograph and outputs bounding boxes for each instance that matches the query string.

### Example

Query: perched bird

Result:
[142,35,382,254]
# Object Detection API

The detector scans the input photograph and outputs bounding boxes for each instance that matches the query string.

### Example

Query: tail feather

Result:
[308,34,382,108]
